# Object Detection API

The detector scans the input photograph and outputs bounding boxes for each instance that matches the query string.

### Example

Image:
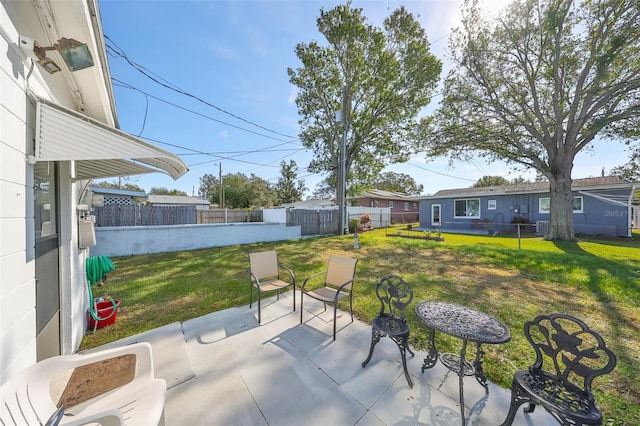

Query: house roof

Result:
[356,189,412,200]
[91,187,146,197]
[421,177,635,199]
[281,199,335,208]
[146,195,210,206]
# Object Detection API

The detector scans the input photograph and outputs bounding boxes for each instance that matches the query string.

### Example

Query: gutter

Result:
[86,0,119,128]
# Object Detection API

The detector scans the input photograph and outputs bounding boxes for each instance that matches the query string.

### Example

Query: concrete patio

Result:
[88,291,556,425]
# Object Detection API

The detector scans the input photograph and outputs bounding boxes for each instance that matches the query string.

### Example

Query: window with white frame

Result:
[538,196,583,214]
[404,202,409,211]
[488,199,497,210]
[389,201,394,208]
[454,198,480,218]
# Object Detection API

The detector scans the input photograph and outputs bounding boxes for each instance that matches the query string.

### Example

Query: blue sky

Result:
[98,0,629,197]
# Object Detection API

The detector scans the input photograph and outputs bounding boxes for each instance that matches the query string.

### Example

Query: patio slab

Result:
[89,290,558,425]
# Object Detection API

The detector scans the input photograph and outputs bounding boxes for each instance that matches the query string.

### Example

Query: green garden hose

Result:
[85,256,117,323]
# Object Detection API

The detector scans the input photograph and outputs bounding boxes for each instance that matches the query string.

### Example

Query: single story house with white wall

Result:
[90,186,147,205]
[146,194,211,210]
[0,0,187,384]
[418,177,638,237]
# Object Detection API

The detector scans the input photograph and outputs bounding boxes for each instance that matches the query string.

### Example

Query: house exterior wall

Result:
[1,1,96,382]
[419,187,633,236]
[1,3,43,382]
[355,197,419,222]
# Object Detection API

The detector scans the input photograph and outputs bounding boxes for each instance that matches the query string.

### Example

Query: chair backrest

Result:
[524,313,616,394]
[325,255,358,290]
[249,251,279,280]
[375,275,413,320]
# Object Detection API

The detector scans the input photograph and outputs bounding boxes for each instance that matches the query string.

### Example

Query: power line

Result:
[112,79,300,145]
[105,35,299,139]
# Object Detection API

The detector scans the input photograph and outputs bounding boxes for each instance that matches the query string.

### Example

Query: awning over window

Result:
[34,98,188,180]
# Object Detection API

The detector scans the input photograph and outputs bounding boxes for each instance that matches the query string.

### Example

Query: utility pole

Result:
[219,163,224,209]
[338,84,349,235]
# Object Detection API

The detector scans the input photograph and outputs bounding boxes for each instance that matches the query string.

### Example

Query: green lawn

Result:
[81,228,640,424]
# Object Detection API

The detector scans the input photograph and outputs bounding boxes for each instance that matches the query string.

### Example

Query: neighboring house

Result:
[1,0,187,383]
[281,199,335,209]
[90,187,147,206]
[418,177,638,237]
[146,194,210,210]
[350,189,419,223]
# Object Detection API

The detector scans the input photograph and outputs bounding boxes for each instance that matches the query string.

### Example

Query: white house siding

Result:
[1,2,90,382]
[1,4,38,382]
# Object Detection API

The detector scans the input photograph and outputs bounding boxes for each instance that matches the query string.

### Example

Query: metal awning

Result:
[34,98,188,180]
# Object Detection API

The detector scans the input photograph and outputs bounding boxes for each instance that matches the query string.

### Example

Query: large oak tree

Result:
[428,0,640,240]
[288,3,441,192]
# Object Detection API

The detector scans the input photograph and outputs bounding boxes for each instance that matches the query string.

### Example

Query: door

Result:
[431,204,441,227]
[34,162,61,360]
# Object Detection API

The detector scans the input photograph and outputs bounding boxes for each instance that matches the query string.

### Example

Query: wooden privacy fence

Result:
[287,209,339,235]
[95,205,197,227]
[95,206,263,226]
[197,209,262,224]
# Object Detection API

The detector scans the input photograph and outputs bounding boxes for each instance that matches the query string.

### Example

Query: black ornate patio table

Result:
[414,301,511,425]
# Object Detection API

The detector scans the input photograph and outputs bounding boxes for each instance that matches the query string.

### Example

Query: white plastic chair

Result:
[0,342,166,425]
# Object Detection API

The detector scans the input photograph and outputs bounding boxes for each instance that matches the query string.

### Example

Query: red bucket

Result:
[87,299,120,329]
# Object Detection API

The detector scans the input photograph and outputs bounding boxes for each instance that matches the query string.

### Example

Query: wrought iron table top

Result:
[414,301,511,345]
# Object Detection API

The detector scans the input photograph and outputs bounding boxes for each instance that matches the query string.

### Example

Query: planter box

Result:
[87,299,120,329]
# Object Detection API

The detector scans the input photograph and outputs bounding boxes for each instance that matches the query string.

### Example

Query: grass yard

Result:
[80,228,640,424]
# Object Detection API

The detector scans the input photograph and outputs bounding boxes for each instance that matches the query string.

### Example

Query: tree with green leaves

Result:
[288,2,441,191]
[198,172,277,209]
[93,180,145,192]
[372,171,424,195]
[610,150,640,183]
[472,176,510,188]
[198,173,221,206]
[149,187,187,196]
[275,160,307,204]
[427,0,640,241]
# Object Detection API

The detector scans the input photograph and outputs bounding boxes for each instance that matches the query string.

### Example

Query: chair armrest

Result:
[63,408,124,426]
[330,277,356,302]
[278,263,296,284]
[248,268,260,284]
[300,270,327,291]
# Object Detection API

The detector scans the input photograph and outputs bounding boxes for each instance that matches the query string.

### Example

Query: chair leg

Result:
[257,289,261,324]
[498,380,529,426]
[349,293,353,323]
[391,334,413,388]
[292,284,296,312]
[300,292,304,323]
[362,329,381,368]
[333,305,337,340]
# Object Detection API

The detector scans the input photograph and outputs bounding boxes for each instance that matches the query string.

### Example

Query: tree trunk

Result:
[546,174,577,241]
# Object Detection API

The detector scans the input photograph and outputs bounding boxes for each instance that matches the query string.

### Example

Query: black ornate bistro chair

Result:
[300,255,358,340]
[362,274,415,387]
[500,313,616,426]
[248,251,295,323]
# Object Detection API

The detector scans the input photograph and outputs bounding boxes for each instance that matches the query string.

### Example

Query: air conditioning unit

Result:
[536,221,549,235]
